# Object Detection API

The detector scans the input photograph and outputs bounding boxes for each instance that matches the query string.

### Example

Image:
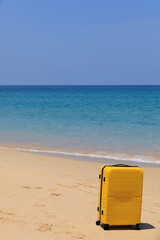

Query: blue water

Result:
[0,85,160,163]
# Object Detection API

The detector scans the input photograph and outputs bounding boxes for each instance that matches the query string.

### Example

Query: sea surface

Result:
[0,85,160,164]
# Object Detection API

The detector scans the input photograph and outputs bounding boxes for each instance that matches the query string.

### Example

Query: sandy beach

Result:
[0,149,159,240]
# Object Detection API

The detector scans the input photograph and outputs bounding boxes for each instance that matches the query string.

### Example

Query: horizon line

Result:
[0,84,160,86]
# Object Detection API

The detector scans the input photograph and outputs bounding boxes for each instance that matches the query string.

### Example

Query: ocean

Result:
[0,85,160,164]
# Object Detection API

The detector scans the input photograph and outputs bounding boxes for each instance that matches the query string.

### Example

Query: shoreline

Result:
[0,145,160,168]
[0,148,159,239]
[43,152,160,168]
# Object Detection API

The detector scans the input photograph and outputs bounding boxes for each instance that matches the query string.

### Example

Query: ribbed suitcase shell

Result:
[97,165,143,228]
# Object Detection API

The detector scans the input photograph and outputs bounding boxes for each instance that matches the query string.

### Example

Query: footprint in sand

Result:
[33,186,42,190]
[65,232,85,239]
[22,186,42,190]
[77,182,97,189]
[34,203,45,207]
[50,192,62,197]
[0,209,15,216]
[37,224,52,232]
[66,231,72,234]
[0,216,26,225]
[21,185,31,189]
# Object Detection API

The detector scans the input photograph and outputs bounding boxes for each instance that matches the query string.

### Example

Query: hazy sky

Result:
[0,0,160,85]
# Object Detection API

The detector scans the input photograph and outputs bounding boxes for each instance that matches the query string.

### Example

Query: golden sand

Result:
[0,149,159,240]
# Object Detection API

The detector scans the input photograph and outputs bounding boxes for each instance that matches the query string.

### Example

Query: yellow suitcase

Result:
[96,164,143,230]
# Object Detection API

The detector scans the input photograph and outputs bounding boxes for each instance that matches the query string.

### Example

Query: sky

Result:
[0,0,160,85]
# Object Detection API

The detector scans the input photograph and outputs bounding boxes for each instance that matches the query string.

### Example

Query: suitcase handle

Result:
[112,164,138,167]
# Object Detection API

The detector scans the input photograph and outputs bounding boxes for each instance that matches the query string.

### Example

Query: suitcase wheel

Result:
[102,224,109,230]
[135,224,140,230]
[96,220,100,226]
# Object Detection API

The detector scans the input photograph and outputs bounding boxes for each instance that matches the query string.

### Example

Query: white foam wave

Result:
[0,146,160,164]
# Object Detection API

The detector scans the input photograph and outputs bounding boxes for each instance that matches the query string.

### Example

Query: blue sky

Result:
[0,0,160,85]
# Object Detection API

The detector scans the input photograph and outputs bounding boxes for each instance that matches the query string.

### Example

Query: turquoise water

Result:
[0,85,160,164]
